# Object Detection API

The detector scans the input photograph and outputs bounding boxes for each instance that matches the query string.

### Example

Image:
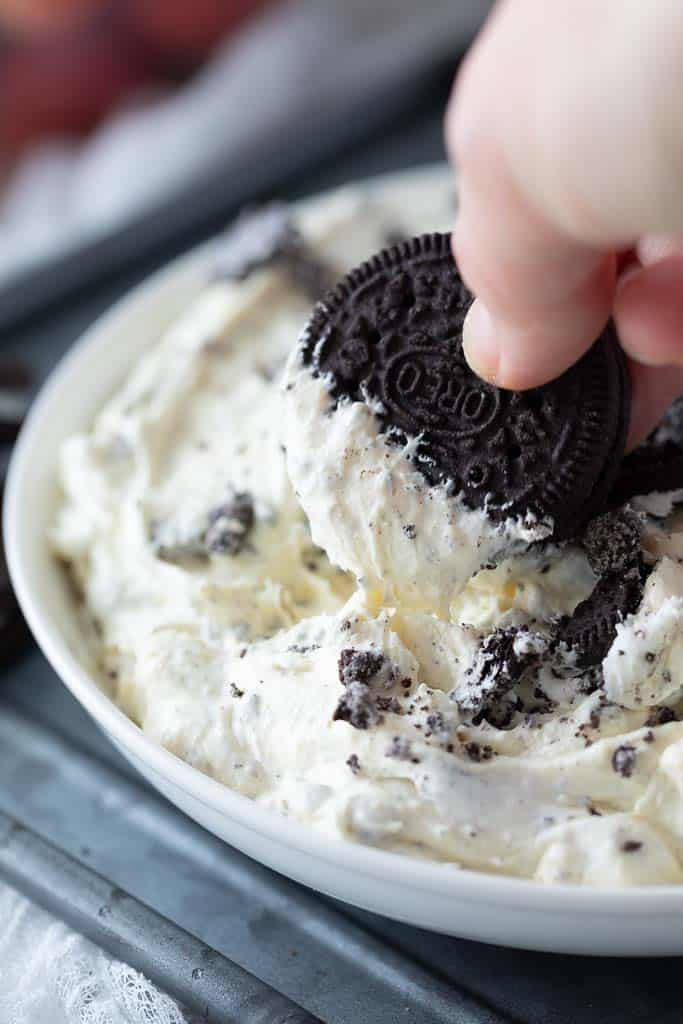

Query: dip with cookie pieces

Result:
[54,174,683,885]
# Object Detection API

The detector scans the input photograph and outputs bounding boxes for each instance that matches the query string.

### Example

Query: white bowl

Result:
[6,166,683,956]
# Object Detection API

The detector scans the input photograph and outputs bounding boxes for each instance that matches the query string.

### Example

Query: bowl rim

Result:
[6,162,683,914]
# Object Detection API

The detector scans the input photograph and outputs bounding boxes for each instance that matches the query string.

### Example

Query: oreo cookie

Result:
[555,571,644,670]
[581,508,643,578]
[301,233,630,539]
[555,510,647,669]
[458,626,544,725]
[609,394,683,508]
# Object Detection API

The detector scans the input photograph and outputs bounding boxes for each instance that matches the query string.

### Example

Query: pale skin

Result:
[447,0,683,447]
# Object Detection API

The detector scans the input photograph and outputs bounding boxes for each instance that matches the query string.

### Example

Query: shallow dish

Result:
[6,165,683,956]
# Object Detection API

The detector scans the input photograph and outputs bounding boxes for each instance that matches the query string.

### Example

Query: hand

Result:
[446,0,683,447]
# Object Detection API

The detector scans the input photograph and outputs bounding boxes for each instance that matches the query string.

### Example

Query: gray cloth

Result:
[0,0,490,288]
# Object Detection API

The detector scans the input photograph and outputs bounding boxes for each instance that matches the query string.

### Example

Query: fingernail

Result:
[462,300,500,383]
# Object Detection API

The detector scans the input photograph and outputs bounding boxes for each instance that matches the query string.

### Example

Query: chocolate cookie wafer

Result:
[301,233,630,540]
[555,509,648,669]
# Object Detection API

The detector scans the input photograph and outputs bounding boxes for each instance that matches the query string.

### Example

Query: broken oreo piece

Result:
[555,570,644,670]
[333,648,402,730]
[205,492,254,556]
[301,233,630,540]
[152,490,255,563]
[457,627,546,725]
[582,508,643,578]
[554,509,648,670]
[214,203,335,302]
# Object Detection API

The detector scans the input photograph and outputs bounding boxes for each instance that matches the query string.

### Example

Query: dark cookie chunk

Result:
[205,492,254,555]
[555,571,644,671]
[153,490,254,562]
[463,741,493,763]
[582,508,643,578]
[553,508,647,671]
[612,744,637,778]
[425,711,451,743]
[334,648,404,730]
[333,681,378,730]
[215,203,335,301]
[458,627,545,723]
[338,648,385,686]
[645,706,677,728]
[334,648,386,730]
[300,233,630,540]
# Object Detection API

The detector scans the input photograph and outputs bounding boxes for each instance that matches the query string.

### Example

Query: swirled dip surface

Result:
[53,174,683,885]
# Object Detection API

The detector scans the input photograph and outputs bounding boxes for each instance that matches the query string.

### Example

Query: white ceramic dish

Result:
[6,166,683,956]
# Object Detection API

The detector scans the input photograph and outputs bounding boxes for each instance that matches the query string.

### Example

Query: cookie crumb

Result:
[205,491,254,556]
[386,736,420,763]
[463,741,493,763]
[645,706,676,727]
[612,745,637,778]
[334,648,390,730]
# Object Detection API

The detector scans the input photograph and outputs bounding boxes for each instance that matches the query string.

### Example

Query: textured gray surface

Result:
[0,810,322,1024]
[0,109,678,1023]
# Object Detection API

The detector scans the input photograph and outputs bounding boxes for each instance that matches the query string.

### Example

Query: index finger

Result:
[447,0,683,390]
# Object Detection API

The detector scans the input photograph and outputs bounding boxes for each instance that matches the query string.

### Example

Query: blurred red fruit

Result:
[0,0,99,32]
[0,0,269,154]
[126,0,270,62]
[0,20,153,149]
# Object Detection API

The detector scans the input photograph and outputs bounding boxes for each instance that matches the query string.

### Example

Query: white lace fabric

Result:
[0,884,188,1024]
